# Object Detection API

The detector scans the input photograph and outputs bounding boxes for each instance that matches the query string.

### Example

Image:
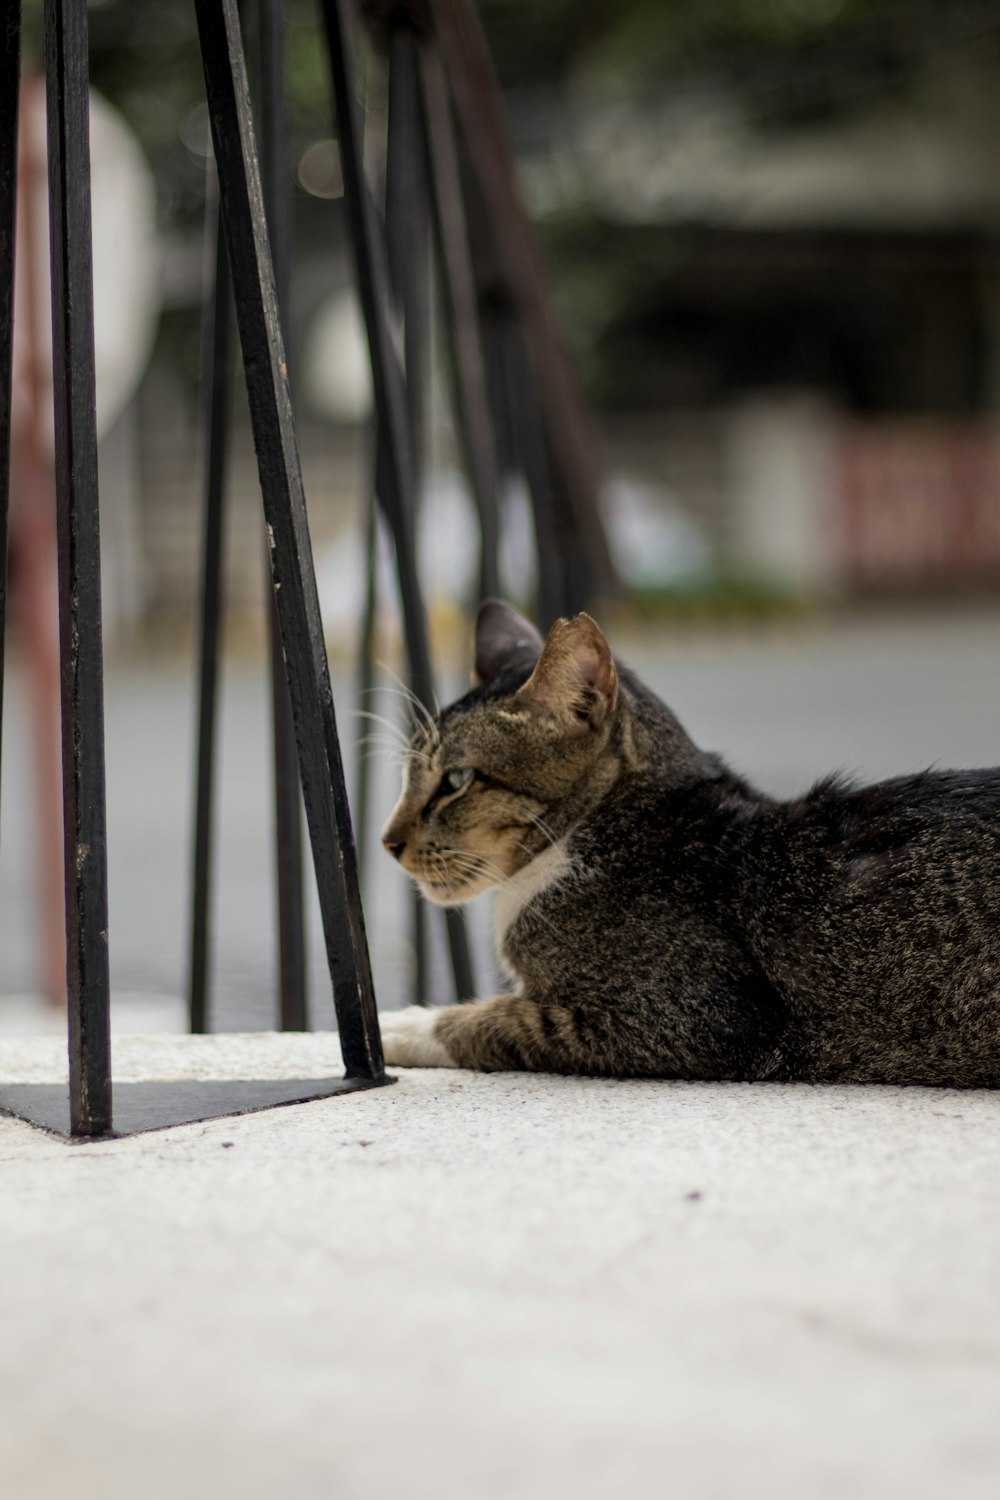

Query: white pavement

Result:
[3,1032,1000,1500]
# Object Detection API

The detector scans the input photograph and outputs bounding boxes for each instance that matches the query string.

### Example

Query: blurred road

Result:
[2,605,999,1033]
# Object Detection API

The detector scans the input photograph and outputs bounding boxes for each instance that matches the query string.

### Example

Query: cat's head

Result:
[380,600,620,905]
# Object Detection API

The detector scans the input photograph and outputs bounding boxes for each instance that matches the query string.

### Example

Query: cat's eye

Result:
[443,767,474,794]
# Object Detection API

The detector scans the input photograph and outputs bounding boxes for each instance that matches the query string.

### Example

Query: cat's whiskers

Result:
[355,729,407,753]
[360,679,421,740]
[440,848,565,938]
[375,663,442,751]
[358,746,406,769]
[514,831,593,888]
[350,708,411,748]
[354,724,436,778]
[416,848,469,898]
[522,811,559,850]
[419,847,486,893]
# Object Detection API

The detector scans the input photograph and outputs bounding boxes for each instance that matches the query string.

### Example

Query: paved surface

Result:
[2,1032,1000,1500]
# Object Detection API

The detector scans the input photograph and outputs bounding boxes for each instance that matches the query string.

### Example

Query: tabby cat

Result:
[378,599,1000,1086]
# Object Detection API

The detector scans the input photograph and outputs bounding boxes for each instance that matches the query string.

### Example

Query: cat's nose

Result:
[380,820,407,860]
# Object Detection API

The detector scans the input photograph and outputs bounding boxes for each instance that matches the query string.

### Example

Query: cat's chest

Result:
[493,839,574,951]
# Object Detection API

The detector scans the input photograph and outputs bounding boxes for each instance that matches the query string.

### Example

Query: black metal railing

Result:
[0,0,614,1138]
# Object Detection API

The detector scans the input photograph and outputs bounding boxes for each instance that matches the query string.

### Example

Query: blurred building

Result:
[514,15,1000,596]
[69,5,1000,635]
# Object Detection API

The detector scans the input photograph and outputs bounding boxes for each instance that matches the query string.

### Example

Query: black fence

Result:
[0,0,613,1138]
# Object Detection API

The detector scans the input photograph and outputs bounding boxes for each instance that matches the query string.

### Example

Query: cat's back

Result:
[744,767,1000,1085]
[778,767,1000,919]
[798,765,1000,845]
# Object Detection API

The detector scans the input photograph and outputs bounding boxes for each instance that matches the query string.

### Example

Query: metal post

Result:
[189,184,231,1035]
[384,26,431,1007]
[353,472,378,887]
[485,310,565,622]
[433,0,619,608]
[257,0,307,1031]
[318,0,475,1002]
[316,0,432,707]
[385,27,429,472]
[43,0,112,1135]
[194,0,383,1076]
[0,0,19,813]
[418,39,499,602]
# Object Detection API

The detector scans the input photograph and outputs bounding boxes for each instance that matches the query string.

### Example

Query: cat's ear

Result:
[516,613,617,735]
[473,599,545,686]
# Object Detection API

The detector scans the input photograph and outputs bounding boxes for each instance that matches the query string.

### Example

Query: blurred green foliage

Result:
[475,0,983,97]
[18,0,998,410]
[18,0,980,229]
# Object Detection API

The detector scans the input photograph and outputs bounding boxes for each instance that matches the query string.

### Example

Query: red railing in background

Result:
[837,424,1000,585]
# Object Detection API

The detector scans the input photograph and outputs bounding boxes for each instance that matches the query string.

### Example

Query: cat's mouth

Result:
[413,856,496,906]
[416,875,479,907]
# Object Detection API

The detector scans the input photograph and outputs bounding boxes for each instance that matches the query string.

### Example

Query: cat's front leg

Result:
[379,996,584,1074]
[378,1006,460,1068]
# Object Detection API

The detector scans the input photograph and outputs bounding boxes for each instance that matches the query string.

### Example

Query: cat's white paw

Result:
[379,1006,458,1068]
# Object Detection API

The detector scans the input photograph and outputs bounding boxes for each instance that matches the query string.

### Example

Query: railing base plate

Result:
[0,1073,393,1140]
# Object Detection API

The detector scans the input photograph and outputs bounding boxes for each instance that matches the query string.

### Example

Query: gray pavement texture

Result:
[3,609,1000,1498]
[2,1033,1000,1500]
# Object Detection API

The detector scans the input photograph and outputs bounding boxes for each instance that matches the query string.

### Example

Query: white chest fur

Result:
[493,838,573,950]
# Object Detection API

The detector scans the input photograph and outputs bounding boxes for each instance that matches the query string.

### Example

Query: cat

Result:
[378,598,1000,1087]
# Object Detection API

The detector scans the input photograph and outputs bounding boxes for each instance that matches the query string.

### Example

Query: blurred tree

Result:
[15,0,1000,410]
[477,0,1000,103]
[17,0,995,233]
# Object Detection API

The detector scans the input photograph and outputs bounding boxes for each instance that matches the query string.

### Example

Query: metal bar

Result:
[353,472,377,887]
[384,29,431,1008]
[412,889,428,1007]
[270,598,308,1027]
[0,0,20,818]
[194,0,383,1077]
[43,0,112,1136]
[317,0,430,701]
[257,0,307,1031]
[256,0,290,325]
[432,0,619,603]
[418,39,499,601]
[385,27,428,473]
[189,183,231,1036]
[485,312,564,622]
[317,0,475,1003]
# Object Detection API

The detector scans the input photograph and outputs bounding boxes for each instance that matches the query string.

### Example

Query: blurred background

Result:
[3,0,1000,1034]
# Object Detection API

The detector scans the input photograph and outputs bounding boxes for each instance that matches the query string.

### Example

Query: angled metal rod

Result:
[317,0,475,1001]
[257,0,307,1031]
[353,469,378,889]
[189,184,231,1036]
[316,0,431,702]
[384,29,431,1008]
[433,0,618,606]
[269,596,308,1027]
[194,0,383,1077]
[0,0,20,821]
[43,0,112,1136]
[485,312,565,624]
[418,39,499,602]
[385,26,429,474]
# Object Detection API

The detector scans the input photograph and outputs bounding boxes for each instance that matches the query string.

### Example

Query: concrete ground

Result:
[2,1033,1000,1500]
[3,606,1000,1497]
